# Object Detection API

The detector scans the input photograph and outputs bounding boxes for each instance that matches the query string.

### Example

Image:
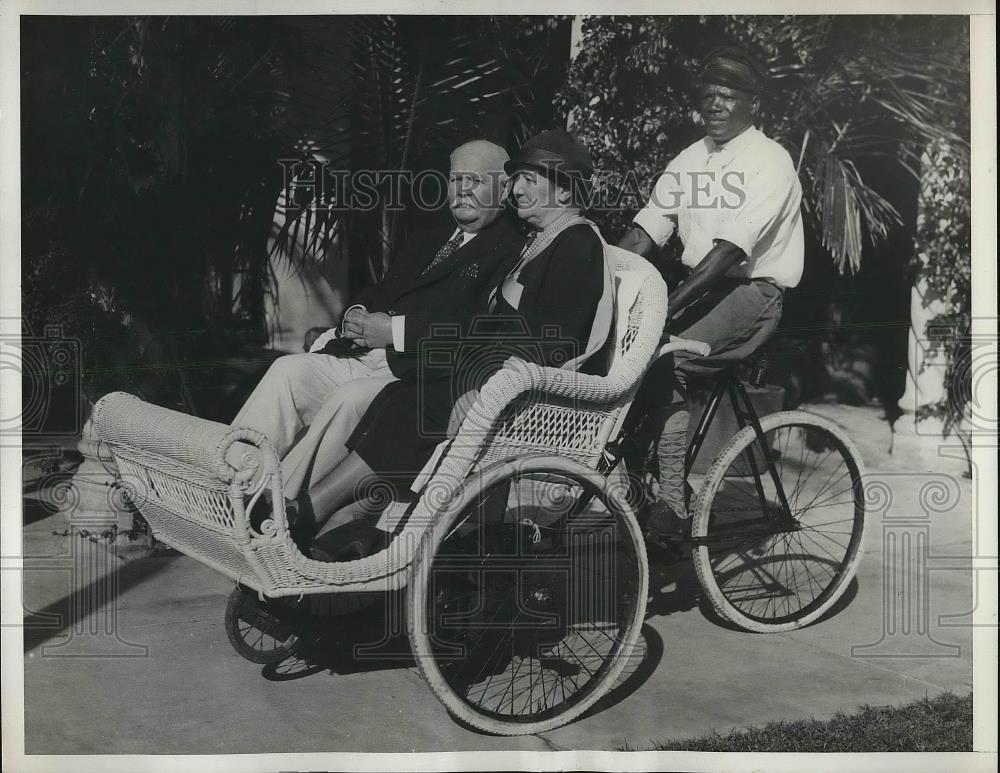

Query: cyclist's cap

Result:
[701,46,767,94]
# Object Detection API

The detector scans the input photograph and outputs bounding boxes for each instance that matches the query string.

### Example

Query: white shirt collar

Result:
[451,227,477,245]
[706,124,759,155]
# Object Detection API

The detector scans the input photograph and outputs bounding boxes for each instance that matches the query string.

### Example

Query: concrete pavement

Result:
[20,405,976,753]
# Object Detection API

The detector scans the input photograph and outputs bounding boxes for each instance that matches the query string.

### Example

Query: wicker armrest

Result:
[449,357,625,441]
[490,358,623,404]
[92,391,277,485]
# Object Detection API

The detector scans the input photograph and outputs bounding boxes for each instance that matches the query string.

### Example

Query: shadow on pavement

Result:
[577,622,665,723]
[257,592,668,733]
[693,570,861,632]
[643,544,862,632]
[260,591,415,682]
[645,554,701,619]
[22,551,181,653]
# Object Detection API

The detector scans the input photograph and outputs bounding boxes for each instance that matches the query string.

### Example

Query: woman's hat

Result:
[504,130,594,185]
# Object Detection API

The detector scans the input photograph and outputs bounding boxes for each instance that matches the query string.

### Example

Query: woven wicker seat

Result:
[93,246,669,597]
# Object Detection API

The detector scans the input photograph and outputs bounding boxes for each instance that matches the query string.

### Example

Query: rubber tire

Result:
[691,411,866,633]
[224,586,301,664]
[406,455,649,736]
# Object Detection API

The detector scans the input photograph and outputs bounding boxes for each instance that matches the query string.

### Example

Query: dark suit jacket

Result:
[318,214,524,378]
[450,223,608,371]
[347,222,607,479]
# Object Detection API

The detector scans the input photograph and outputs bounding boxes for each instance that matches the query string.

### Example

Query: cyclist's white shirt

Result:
[633,126,804,289]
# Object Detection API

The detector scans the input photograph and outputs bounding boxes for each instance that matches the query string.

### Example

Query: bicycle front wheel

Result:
[691,411,866,632]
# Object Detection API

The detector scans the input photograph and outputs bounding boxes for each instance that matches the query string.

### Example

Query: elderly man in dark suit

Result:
[231,140,523,502]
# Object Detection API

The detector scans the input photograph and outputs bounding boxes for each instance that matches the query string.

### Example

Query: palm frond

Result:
[814,153,901,273]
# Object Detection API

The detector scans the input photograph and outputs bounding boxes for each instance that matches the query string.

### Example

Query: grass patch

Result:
[631,692,972,752]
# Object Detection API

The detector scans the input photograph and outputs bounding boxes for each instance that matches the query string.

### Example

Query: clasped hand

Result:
[342,309,394,349]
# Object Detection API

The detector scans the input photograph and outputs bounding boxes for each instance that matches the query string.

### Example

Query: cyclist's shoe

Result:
[641,500,691,548]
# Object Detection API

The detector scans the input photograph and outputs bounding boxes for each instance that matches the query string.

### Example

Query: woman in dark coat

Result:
[302,130,615,559]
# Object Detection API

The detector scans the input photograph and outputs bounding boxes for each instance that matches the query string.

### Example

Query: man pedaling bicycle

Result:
[617,45,805,545]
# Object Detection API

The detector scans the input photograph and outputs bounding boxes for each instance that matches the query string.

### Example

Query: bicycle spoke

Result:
[794,465,853,516]
[787,445,837,505]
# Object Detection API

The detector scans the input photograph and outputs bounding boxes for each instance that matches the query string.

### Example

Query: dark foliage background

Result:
[21,15,571,423]
[20,14,970,432]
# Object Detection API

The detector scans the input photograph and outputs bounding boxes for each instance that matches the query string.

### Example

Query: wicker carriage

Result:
[93,246,680,733]
[92,248,672,594]
[93,239,869,734]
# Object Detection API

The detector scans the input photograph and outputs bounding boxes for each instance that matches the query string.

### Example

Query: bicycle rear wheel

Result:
[407,456,647,735]
[691,411,866,632]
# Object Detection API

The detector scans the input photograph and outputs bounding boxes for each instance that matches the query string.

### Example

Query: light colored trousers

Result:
[229,350,397,498]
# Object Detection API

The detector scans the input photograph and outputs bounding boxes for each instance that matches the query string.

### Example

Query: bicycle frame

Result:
[584,368,796,528]
[686,371,795,524]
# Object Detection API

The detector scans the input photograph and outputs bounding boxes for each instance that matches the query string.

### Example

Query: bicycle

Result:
[597,355,868,633]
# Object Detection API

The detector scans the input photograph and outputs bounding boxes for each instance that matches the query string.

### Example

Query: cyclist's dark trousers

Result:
[629,279,784,515]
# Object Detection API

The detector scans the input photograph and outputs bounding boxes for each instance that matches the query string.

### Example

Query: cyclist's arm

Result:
[667,240,745,320]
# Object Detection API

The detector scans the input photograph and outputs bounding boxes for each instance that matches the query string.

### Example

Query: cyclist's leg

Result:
[620,351,686,514]
[671,282,783,382]
[640,354,693,539]
[647,283,784,537]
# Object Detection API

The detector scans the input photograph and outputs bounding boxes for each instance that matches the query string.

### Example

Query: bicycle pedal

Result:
[642,530,688,563]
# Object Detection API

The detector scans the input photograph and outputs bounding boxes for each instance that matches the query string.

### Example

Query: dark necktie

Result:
[420,231,465,276]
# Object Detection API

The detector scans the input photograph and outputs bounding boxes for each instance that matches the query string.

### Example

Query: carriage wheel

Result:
[691,411,866,633]
[224,586,302,664]
[407,456,647,736]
